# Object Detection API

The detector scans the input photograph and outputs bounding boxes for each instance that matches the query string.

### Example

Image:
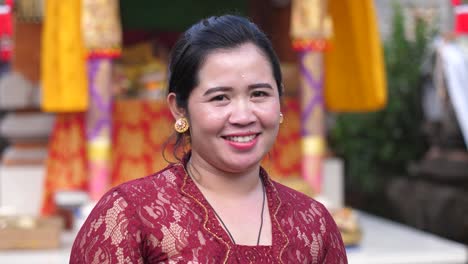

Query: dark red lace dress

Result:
[70,158,347,263]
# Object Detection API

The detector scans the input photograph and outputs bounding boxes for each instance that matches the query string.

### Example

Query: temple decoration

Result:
[290,0,387,196]
[291,0,332,195]
[82,0,122,200]
[85,59,113,200]
[42,0,123,212]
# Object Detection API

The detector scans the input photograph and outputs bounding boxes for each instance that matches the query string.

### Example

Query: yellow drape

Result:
[41,0,88,112]
[325,0,387,112]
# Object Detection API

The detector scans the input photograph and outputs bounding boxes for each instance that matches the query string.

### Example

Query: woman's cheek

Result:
[198,108,229,127]
[258,105,281,121]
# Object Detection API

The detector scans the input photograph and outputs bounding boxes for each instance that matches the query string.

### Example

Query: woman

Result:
[70,15,347,263]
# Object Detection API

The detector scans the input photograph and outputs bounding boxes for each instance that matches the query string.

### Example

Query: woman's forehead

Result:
[197,44,273,80]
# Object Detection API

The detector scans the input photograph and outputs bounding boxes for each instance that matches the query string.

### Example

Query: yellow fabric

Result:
[41,0,88,112]
[325,0,387,112]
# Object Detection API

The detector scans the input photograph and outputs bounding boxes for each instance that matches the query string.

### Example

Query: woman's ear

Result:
[167,92,186,119]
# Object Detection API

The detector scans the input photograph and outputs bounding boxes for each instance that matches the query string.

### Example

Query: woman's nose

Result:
[228,100,256,125]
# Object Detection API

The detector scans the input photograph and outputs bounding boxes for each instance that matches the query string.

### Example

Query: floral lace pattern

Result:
[70,157,347,263]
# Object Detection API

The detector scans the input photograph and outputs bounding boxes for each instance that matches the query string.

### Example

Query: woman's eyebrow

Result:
[248,83,273,89]
[203,83,272,96]
[203,86,232,96]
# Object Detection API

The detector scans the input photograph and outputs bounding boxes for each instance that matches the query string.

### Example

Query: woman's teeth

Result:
[226,135,256,143]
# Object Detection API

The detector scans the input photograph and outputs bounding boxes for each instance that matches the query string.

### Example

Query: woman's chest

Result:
[138,201,279,263]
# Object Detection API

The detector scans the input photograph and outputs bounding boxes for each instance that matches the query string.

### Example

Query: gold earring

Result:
[279,113,284,124]
[174,117,189,133]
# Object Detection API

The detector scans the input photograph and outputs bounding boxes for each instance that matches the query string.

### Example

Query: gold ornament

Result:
[279,113,284,124]
[174,117,189,133]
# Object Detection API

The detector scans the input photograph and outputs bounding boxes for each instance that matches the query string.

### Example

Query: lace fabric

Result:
[70,156,347,263]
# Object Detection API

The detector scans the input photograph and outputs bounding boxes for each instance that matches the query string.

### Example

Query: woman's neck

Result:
[187,154,261,198]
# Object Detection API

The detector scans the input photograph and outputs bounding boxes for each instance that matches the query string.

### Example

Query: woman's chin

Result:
[221,156,263,173]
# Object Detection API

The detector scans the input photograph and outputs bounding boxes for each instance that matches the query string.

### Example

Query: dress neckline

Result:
[176,152,289,262]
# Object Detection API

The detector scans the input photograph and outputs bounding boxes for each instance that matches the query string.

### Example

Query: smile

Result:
[224,134,258,143]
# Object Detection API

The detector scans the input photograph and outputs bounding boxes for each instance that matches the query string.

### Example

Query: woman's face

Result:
[187,42,281,174]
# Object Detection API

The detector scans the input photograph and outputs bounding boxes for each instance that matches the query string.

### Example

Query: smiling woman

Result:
[70,14,347,263]
[174,42,281,175]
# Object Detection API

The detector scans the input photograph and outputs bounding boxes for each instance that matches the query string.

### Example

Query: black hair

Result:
[165,14,283,161]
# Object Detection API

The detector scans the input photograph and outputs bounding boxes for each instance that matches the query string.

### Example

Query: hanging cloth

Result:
[41,0,88,112]
[437,40,468,148]
[324,0,387,112]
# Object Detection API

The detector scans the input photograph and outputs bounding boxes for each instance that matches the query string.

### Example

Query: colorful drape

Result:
[41,0,88,112]
[325,0,387,112]
[85,58,113,200]
[42,113,88,215]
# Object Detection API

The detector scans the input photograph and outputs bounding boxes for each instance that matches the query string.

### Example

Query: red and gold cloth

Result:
[42,113,88,215]
[111,99,175,185]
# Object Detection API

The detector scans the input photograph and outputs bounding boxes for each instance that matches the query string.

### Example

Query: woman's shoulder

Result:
[270,179,329,214]
[70,164,184,263]
[270,179,346,255]
[110,162,185,204]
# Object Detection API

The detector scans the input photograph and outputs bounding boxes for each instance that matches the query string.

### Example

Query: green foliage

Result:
[329,2,434,193]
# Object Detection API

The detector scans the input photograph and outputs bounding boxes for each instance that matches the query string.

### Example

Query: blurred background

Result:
[0,0,467,263]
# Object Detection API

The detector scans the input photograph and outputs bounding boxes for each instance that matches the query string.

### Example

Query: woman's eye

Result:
[211,95,227,101]
[252,91,268,97]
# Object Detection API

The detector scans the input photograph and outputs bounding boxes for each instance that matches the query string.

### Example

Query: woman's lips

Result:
[222,133,260,150]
